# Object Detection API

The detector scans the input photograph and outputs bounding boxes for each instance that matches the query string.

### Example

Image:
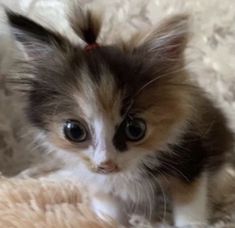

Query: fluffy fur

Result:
[1,2,235,228]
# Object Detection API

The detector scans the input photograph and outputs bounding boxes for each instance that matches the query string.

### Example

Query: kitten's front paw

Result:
[91,193,127,225]
[16,168,40,179]
[16,165,60,179]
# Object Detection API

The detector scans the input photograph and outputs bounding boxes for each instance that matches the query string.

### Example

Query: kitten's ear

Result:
[132,15,189,63]
[5,10,69,58]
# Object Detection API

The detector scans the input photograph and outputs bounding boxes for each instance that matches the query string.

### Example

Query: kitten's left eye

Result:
[64,120,88,142]
[125,118,146,141]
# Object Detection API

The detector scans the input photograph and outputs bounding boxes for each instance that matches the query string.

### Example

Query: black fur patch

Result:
[158,134,206,182]
[113,120,128,152]
[143,102,234,183]
[81,12,98,44]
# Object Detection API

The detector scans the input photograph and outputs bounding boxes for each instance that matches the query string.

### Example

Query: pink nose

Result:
[97,160,119,174]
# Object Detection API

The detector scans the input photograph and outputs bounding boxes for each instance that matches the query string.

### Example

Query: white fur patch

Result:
[173,174,208,226]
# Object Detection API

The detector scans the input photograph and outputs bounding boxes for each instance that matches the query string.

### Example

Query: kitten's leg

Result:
[170,174,208,227]
[16,163,61,178]
[91,193,127,224]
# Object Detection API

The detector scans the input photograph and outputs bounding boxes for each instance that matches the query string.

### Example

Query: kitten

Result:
[5,7,234,227]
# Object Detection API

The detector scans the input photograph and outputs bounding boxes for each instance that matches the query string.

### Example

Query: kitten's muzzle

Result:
[96,160,119,174]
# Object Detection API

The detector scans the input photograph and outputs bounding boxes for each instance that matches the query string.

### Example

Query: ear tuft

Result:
[131,14,189,61]
[69,4,102,45]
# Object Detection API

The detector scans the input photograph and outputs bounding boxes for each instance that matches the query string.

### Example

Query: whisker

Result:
[160,160,190,183]
[139,167,155,220]
[155,176,167,224]
[134,64,194,98]
[144,169,167,224]
[124,64,195,117]
[162,82,200,90]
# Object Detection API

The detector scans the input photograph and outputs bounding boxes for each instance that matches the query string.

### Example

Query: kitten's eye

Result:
[125,118,146,141]
[64,120,88,142]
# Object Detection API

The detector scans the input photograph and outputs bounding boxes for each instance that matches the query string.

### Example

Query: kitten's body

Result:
[5,7,234,227]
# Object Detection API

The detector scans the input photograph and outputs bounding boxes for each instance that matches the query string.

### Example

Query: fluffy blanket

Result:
[0,0,235,227]
[0,177,117,228]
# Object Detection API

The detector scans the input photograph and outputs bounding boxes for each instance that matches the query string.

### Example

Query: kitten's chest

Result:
[98,175,170,221]
[82,168,160,206]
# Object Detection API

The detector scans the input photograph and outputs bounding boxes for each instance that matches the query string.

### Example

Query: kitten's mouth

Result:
[95,166,120,175]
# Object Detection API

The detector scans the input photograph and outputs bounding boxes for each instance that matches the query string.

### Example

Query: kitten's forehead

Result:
[73,62,122,122]
[71,46,144,118]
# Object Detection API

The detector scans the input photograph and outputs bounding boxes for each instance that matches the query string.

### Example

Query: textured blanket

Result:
[0,0,235,227]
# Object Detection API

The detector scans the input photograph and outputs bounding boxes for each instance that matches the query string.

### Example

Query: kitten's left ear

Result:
[131,14,189,63]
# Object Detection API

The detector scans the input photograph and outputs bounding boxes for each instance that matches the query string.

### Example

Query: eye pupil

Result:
[125,118,146,141]
[128,123,142,138]
[64,120,87,142]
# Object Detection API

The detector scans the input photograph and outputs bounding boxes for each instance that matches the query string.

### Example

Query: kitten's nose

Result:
[97,160,119,174]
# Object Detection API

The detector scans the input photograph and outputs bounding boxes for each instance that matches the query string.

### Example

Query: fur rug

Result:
[0,0,235,227]
[0,177,117,228]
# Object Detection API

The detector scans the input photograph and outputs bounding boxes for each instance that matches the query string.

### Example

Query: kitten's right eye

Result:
[64,120,88,142]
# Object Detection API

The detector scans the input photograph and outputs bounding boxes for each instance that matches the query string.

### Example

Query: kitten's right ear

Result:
[5,10,68,58]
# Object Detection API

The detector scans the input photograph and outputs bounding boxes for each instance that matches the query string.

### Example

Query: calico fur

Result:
[5,7,234,226]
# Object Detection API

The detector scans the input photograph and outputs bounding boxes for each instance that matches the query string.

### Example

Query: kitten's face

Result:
[7,11,191,176]
[41,50,188,174]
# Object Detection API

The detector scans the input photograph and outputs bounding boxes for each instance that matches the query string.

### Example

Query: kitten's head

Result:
[6,9,192,176]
